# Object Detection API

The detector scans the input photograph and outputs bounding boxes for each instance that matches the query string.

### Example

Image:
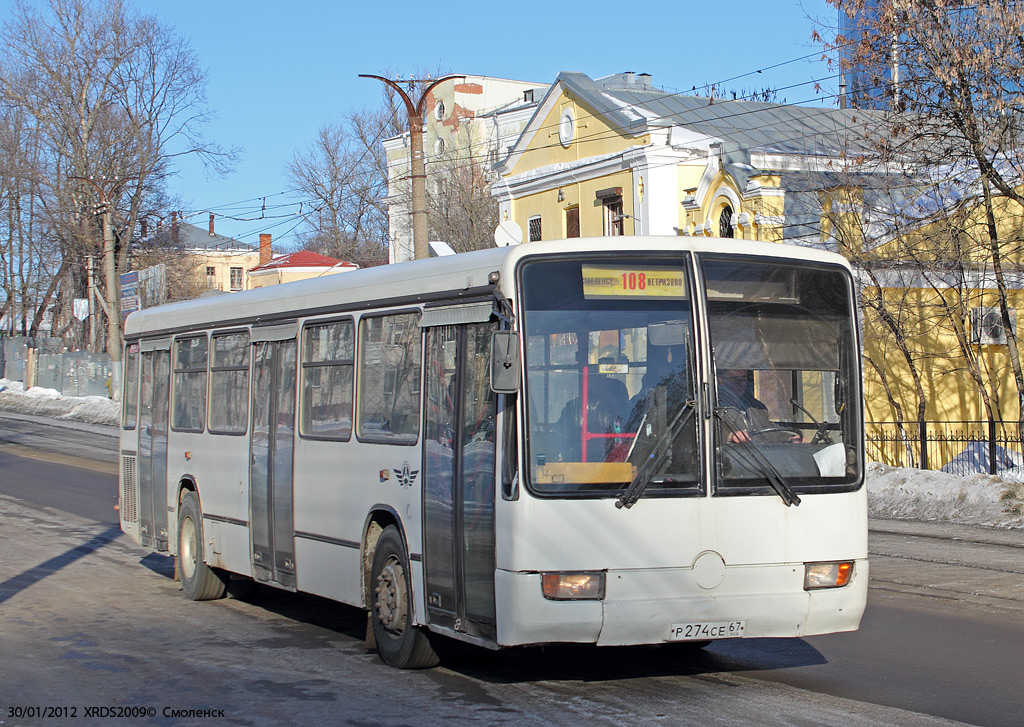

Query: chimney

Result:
[209,213,215,236]
[140,219,148,238]
[171,211,180,244]
[259,233,272,265]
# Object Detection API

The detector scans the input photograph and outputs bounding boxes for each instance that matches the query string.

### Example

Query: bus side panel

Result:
[292,438,426,614]
[293,538,363,605]
[292,437,363,606]
[165,430,250,568]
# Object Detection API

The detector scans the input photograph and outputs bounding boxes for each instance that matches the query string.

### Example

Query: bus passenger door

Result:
[250,327,298,589]
[138,343,170,551]
[423,322,497,641]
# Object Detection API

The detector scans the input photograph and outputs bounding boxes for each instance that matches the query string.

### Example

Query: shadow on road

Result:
[0,525,123,604]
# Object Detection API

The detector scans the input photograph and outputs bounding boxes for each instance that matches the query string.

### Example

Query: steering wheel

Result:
[748,426,803,443]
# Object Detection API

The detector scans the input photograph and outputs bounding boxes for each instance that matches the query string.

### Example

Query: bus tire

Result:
[177,491,228,601]
[370,525,439,669]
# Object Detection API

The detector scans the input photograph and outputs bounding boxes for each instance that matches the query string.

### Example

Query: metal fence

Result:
[866,420,1024,479]
[1,336,64,381]
[1,336,112,398]
[35,352,113,397]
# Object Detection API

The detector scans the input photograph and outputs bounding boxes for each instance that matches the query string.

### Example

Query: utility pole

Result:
[360,74,463,261]
[69,176,127,395]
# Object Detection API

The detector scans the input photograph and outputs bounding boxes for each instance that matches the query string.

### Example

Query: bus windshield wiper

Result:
[714,409,801,507]
[616,399,696,509]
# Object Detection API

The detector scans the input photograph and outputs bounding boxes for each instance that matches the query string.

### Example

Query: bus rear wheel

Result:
[370,525,439,669]
[177,491,228,601]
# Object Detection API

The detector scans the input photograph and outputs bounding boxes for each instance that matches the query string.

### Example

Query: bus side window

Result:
[123,344,140,430]
[357,312,421,443]
[209,331,250,435]
[172,335,208,433]
[301,319,354,440]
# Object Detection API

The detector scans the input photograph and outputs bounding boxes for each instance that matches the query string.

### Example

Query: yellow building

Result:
[492,71,881,246]
[491,71,1024,470]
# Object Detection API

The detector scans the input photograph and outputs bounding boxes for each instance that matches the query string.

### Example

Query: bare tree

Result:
[288,68,499,263]
[822,0,1024,431]
[426,125,499,253]
[0,0,235,365]
[286,120,390,267]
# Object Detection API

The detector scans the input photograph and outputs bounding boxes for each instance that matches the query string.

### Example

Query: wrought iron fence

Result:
[866,420,1024,479]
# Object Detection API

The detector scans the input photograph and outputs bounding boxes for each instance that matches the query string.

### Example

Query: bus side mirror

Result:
[490,331,521,394]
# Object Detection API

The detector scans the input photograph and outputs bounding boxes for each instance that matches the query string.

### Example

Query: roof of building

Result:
[249,250,358,273]
[558,71,882,159]
[147,221,257,253]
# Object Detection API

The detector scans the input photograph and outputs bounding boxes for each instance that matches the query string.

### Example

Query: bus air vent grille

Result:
[121,454,138,523]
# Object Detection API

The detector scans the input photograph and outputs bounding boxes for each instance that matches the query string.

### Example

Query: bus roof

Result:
[123,236,852,339]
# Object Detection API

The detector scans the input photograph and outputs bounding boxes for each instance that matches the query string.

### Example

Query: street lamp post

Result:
[360,74,463,261]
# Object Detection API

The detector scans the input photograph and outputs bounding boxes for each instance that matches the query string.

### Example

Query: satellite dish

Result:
[494,220,523,247]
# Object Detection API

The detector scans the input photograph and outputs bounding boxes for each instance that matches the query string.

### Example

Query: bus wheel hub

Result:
[375,558,407,635]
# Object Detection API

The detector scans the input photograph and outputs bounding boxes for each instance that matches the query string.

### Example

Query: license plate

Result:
[668,620,746,641]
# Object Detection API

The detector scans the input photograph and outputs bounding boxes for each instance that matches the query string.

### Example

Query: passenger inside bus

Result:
[553,374,632,462]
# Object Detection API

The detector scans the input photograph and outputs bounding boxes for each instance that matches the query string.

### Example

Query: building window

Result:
[719,205,735,238]
[528,216,542,242]
[229,266,243,291]
[565,207,580,238]
[558,108,575,148]
[603,196,624,236]
[206,266,217,290]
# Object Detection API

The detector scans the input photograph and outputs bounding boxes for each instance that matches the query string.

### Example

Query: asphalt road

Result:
[1,414,1023,726]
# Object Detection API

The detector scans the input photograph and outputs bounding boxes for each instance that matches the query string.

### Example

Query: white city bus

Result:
[118,236,867,668]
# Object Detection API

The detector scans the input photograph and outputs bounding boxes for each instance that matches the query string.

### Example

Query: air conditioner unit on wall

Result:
[970,307,1016,345]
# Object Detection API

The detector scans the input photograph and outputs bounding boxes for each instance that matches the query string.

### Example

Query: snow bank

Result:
[0,378,119,427]
[867,461,1024,529]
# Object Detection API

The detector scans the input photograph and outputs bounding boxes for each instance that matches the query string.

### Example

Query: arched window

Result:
[719,205,735,238]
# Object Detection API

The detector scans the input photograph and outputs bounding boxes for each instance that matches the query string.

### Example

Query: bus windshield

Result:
[703,257,862,493]
[520,258,700,496]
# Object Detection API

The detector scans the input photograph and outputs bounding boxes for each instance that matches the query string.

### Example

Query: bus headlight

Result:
[804,561,854,590]
[541,572,605,600]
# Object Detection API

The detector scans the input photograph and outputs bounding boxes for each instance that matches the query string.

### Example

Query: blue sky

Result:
[97,1,837,245]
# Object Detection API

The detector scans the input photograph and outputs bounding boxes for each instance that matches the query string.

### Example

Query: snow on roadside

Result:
[1,377,1023,529]
[0,378,119,427]
[867,461,1024,529]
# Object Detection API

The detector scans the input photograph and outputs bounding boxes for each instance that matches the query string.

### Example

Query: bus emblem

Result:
[394,461,419,488]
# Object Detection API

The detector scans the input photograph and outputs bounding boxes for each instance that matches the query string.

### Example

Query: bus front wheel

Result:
[177,491,228,601]
[370,525,439,669]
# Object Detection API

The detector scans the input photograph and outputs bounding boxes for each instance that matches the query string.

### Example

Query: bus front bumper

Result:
[494,560,868,647]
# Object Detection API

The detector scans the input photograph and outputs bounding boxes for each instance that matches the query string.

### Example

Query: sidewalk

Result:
[0,409,118,438]
[868,518,1024,613]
